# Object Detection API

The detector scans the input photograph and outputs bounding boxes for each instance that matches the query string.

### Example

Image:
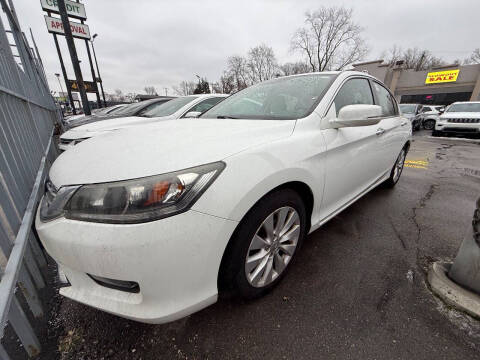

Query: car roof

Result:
[188,94,229,98]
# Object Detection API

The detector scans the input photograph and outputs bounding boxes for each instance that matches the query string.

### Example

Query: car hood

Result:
[60,116,172,140]
[50,118,296,187]
[440,112,480,119]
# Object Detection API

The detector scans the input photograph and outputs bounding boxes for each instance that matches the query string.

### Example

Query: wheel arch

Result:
[217,180,314,293]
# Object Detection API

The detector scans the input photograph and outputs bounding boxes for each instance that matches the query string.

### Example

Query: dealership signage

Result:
[44,15,91,39]
[67,79,97,93]
[40,0,87,20]
[425,69,460,84]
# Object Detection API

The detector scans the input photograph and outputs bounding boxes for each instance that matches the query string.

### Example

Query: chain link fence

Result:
[0,0,61,358]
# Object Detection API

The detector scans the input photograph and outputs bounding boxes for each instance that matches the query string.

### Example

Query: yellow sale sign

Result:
[425,69,460,84]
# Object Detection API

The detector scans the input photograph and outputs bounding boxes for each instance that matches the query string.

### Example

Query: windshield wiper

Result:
[216,115,238,119]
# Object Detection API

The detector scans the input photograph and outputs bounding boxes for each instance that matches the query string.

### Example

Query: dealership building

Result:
[352,60,480,105]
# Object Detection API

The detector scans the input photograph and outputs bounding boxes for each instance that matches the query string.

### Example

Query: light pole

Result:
[195,74,201,94]
[91,33,107,107]
[55,73,65,108]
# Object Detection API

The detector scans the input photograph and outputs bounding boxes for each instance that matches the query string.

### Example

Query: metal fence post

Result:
[0,0,59,357]
[8,296,41,357]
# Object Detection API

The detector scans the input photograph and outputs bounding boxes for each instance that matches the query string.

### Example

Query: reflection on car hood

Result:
[60,116,173,140]
[50,118,296,186]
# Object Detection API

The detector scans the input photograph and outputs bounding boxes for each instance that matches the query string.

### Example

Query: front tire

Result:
[385,147,406,188]
[219,189,307,299]
[423,119,435,130]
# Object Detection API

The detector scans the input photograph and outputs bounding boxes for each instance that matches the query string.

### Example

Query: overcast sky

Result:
[8,0,480,97]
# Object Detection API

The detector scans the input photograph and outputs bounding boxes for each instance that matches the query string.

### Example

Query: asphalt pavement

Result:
[9,130,480,360]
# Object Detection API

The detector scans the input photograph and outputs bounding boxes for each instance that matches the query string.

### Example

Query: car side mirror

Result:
[333,104,383,128]
[184,111,202,118]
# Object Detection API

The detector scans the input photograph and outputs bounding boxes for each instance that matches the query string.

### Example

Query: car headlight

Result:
[40,162,225,224]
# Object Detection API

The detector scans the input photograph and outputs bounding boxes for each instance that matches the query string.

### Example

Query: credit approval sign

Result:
[40,0,87,20]
[44,15,91,39]
[425,69,460,84]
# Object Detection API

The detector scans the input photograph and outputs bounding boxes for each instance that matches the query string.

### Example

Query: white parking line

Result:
[427,136,480,144]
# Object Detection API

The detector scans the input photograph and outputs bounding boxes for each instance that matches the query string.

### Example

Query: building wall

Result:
[352,61,480,103]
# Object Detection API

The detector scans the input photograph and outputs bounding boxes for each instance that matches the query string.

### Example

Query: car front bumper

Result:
[35,207,238,323]
[434,122,480,134]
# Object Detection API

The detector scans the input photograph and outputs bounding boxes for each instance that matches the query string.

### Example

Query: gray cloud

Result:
[11,0,479,97]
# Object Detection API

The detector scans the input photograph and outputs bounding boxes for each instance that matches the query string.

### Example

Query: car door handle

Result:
[401,121,408,126]
[376,128,385,136]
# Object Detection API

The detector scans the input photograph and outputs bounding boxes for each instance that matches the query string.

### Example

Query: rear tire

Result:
[423,119,435,130]
[219,189,307,299]
[385,147,406,188]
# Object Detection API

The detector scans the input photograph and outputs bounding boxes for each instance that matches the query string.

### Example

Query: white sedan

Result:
[36,71,411,323]
[58,94,227,151]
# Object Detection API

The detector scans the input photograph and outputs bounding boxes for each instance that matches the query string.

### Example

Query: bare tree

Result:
[226,55,249,91]
[213,71,236,94]
[382,46,446,70]
[291,6,368,71]
[172,81,196,96]
[280,62,310,76]
[113,89,126,102]
[125,93,137,102]
[144,86,157,95]
[468,48,480,64]
[246,44,279,83]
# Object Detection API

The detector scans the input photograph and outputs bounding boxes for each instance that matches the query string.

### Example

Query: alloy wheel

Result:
[423,120,435,130]
[245,206,300,288]
[393,150,406,183]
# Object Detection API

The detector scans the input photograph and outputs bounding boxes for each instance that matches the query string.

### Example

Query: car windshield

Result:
[141,96,197,117]
[201,74,335,120]
[399,104,417,114]
[111,101,151,116]
[446,103,480,113]
[104,105,126,114]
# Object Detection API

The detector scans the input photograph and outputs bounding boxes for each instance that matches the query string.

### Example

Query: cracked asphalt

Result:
[8,131,480,360]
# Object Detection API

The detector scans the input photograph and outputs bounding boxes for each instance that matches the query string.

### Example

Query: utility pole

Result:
[91,34,107,107]
[54,73,65,107]
[74,0,101,108]
[57,0,91,115]
[48,7,76,114]
[164,87,168,96]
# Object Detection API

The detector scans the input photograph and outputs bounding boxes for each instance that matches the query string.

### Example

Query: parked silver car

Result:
[420,105,445,130]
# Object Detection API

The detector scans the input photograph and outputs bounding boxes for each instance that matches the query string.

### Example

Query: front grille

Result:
[443,127,479,133]
[447,118,480,123]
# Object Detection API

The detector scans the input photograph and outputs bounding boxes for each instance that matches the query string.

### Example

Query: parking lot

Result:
[21,131,475,360]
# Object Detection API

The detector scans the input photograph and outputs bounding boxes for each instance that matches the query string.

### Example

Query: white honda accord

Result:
[36,71,411,323]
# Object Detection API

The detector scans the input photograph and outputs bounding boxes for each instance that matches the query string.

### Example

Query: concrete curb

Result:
[428,261,480,319]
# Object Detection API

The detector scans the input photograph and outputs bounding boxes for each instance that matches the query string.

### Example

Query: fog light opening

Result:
[88,274,140,293]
